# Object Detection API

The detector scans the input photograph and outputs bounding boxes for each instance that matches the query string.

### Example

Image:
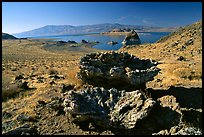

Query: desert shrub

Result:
[2,75,27,101]
[49,69,58,75]
[173,68,191,79]
[2,83,21,101]
[173,67,202,80]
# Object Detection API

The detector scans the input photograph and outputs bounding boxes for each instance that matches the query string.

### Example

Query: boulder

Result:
[56,41,66,44]
[2,124,38,135]
[152,125,202,135]
[63,87,156,129]
[77,51,160,90]
[67,40,77,44]
[157,95,181,114]
[122,30,141,45]
[82,39,88,43]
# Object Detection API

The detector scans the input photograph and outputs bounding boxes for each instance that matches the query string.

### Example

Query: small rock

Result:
[173,127,202,135]
[37,100,46,106]
[82,39,88,43]
[157,95,181,113]
[2,123,38,135]
[152,129,169,135]
[2,111,12,119]
[88,123,95,130]
[61,84,75,93]
[177,56,186,61]
[50,81,56,85]
[107,41,118,45]
[16,113,30,122]
[15,74,24,80]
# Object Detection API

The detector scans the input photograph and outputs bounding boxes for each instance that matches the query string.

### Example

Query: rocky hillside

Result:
[2,33,18,39]
[120,20,202,89]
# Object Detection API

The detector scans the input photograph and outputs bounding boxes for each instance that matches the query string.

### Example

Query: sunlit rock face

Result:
[77,51,160,90]
[122,30,141,45]
[63,87,156,129]
[63,51,161,130]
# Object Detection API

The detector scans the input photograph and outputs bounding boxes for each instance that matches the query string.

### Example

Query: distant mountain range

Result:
[13,23,178,38]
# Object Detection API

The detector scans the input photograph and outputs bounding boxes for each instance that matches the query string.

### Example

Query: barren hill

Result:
[120,20,202,89]
[2,33,18,39]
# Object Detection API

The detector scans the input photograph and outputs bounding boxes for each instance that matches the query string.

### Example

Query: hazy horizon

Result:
[3,2,202,34]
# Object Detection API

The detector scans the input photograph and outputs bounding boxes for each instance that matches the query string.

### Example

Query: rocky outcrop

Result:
[63,87,155,129]
[2,123,38,135]
[61,50,202,134]
[107,41,118,45]
[122,30,141,45]
[62,51,161,131]
[77,51,160,90]
[67,40,77,44]
[56,41,67,44]
[152,125,202,135]
[109,90,156,129]
[62,87,193,133]
[81,39,88,43]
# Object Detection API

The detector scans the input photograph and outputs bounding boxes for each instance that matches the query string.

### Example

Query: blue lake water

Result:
[32,32,170,50]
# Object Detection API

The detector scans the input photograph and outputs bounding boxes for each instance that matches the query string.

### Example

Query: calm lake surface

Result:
[32,32,170,50]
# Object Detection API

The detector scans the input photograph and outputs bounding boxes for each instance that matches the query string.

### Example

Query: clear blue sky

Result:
[2,2,202,34]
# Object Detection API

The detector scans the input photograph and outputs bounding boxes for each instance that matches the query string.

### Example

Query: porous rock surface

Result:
[77,51,160,90]
[61,51,202,134]
[152,125,202,135]
[63,87,156,129]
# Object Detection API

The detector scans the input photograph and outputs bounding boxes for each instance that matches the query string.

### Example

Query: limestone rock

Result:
[63,87,156,129]
[107,41,118,45]
[122,30,141,45]
[77,51,160,90]
[153,125,202,135]
[172,127,202,135]
[2,123,38,135]
[110,90,156,129]
[157,95,181,114]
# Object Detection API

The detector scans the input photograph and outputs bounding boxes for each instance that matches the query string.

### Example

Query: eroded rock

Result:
[152,125,202,135]
[107,41,118,45]
[122,30,141,45]
[157,95,181,114]
[63,87,156,129]
[2,123,38,135]
[110,91,156,129]
[77,51,160,90]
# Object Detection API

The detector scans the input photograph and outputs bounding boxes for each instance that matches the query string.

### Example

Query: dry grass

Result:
[119,21,202,89]
[2,39,103,118]
[2,83,21,101]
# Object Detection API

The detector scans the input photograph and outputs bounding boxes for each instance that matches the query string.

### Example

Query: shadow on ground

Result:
[76,86,202,135]
[148,86,202,109]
